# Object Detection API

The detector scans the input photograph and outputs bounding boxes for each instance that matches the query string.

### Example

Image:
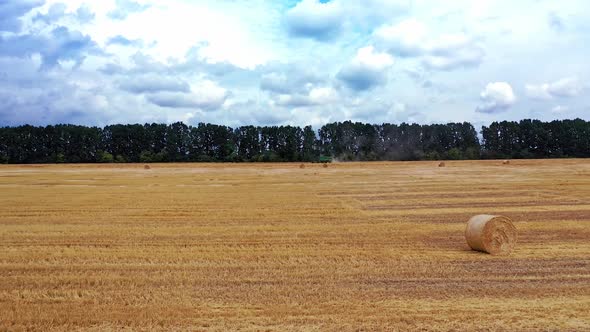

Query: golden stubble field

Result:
[0,160,589,331]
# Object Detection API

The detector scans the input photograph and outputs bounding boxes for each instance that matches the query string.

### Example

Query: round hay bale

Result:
[465,215,517,255]
[144,164,151,170]
[502,160,510,165]
[438,162,446,167]
[299,164,305,169]
[323,163,329,168]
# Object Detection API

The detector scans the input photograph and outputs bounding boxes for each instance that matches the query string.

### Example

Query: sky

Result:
[0,0,588,128]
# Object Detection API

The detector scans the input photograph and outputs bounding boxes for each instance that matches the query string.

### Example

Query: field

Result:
[1,160,589,331]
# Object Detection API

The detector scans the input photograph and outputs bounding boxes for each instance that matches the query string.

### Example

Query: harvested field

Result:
[1,160,589,331]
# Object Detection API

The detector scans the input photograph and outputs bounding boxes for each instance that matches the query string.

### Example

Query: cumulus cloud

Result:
[106,35,142,47]
[108,0,150,20]
[1,0,590,127]
[145,81,229,111]
[275,87,339,107]
[337,46,394,90]
[119,75,190,94]
[0,26,98,68]
[75,4,95,23]
[33,3,95,24]
[476,82,516,113]
[551,105,569,114]
[260,72,290,94]
[375,19,484,70]
[33,3,67,23]
[285,0,409,41]
[0,55,119,126]
[344,0,409,27]
[286,0,343,40]
[0,0,44,32]
[259,63,326,95]
[525,77,583,100]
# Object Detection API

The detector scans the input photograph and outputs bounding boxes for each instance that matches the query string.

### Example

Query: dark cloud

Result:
[0,26,98,68]
[337,65,386,91]
[0,0,45,32]
[336,46,393,91]
[43,26,98,67]
[0,63,112,127]
[275,94,315,107]
[99,51,242,82]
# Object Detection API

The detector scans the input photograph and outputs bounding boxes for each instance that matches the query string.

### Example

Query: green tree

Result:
[97,151,114,163]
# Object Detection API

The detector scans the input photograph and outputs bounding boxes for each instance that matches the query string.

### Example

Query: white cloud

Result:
[375,18,484,70]
[119,74,190,94]
[286,0,343,40]
[285,0,410,41]
[1,0,590,127]
[275,86,339,107]
[476,82,516,113]
[551,105,569,114]
[338,46,394,90]
[145,80,229,110]
[309,87,339,104]
[525,77,583,100]
[375,19,428,56]
[353,46,395,70]
[260,72,289,93]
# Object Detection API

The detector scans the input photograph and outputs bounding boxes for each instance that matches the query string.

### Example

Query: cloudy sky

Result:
[0,0,588,128]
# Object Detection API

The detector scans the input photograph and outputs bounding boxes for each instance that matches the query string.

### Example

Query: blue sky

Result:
[0,0,588,128]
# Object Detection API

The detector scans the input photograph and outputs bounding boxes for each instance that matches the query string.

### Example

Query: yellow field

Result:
[1,160,589,331]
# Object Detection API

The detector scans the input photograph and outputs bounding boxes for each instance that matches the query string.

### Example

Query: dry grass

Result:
[0,160,589,331]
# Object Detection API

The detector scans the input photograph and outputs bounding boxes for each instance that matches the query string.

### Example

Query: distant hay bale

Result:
[323,163,329,168]
[438,162,446,167]
[299,164,305,169]
[144,165,151,170]
[465,215,517,255]
[502,160,510,165]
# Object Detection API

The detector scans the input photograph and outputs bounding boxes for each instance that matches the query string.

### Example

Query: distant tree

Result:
[302,125,318,162]
[1,119,588,164]
[55,153,66,163]
[139,150,153,163]
[446,148,462,160]
[97,151,114,163]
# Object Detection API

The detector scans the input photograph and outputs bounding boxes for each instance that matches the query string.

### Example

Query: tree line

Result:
[0,119,588,164]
